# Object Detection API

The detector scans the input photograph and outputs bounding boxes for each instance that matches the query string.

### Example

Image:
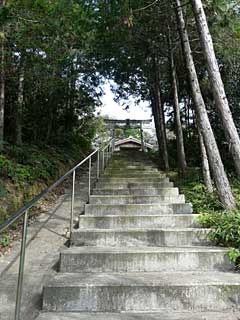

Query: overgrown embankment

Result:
[169,169,240,270]
[0,138,92,249]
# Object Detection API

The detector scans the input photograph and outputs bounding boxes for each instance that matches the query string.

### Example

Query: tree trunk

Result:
[175,0,235,210]
[0,40,4,143]
[154,62,169,170]
[16,58,25,146]
[168,31,187,175]
[155,86,169,170]
[0,0,6,143]
[191,0,240,177]
[198,125,213,192]
[151,95,164,166]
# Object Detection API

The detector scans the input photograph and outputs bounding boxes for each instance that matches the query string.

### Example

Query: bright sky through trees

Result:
[98,82,152,120]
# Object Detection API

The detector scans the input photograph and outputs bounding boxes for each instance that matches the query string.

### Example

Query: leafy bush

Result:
[0,137,93,227]
[168,168,224,213]
[0,184,7,197]
[197,211,240,270]
[228,249,240,269]
[0,154,33,183]
[167,167,240,271]
[0,234,10,247]
[197,211,240,247]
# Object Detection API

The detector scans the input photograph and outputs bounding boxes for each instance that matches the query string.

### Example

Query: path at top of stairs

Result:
[36,150,240,320]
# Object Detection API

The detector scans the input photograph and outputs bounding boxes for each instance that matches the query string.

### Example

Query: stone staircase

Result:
[37,151,240,319]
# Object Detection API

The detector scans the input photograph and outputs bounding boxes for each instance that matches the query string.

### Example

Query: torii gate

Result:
[104,119,152,152]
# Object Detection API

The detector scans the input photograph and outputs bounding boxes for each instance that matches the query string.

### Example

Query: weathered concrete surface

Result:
[84,203,193,215]
[95,181,174,188]
[42,271,240,312]
[102,173,165,178]
[78,214,199,229]
[71,228,211,247]
[92,187,179,196]
[13,150,239,319]
[60,246,233,273]
[97,177,170,184]
[0,169,92,320]
[36,311,240,320]
[104,166,159,172]
[89,194,185,204]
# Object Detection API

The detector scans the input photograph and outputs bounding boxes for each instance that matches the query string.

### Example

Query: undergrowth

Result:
[168,168,240,271]
[0,136,92,227]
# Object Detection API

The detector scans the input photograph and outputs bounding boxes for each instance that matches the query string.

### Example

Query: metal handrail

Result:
[0,138,114,320]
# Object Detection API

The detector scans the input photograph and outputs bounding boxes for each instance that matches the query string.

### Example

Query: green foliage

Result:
[0,234,10,247]
[228,248,240,268]
[169,168,224,213]
[1,137,91,185]
[0,184,7,198]
[0,154,32,183]
[197,210,240,270]
[0,134,93,228]
[2,0,100,147]
[198,211,240,248]
[169,167,240,270]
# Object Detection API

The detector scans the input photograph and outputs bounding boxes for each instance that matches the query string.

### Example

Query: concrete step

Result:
[92,188,179,196]
[110,160,154,164]
[84,203,193,216]
[98,177,169,184]
[102,173,163,178]
[35,312,240,320]
[78,214,198,229]
[95,182,174,189]
[42,272,240,312]
[89,195,185,205]
[71,228,210,247]
[106,167,159,172]
[59,246,233,273]
[107,166,159,170]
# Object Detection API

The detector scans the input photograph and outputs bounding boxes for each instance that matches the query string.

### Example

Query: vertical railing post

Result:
[88,157,91,200]
[70,170,75,238]
[110,143,112,159]
[97,150,100,180]
[14,209,29,320]
[102,150,105,172]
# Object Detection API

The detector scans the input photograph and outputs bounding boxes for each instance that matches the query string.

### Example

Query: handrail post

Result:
[14,209,29,320]
[70,170,76,239]
[102,150,105,172]
[97,150,100,180]
[88,157,91,200]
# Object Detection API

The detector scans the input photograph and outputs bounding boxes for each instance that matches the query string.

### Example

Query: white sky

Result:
[97,82,153,121]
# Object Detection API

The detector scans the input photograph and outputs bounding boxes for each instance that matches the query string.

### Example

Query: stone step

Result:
[107,166,158,170]
[102,172,163,178]
[109,162,154,165]
[98,177,169,184]
[95,182,174,189]
[71,228,210,247]
[35,312,240,320]
[106,167,159,172]
[59,246,233,273]
[78,214,198,229]
[89,195,185,205]
[92,188,179,196]
[84,203,193,216]
[104,168,161,172]
[42,272,240,312]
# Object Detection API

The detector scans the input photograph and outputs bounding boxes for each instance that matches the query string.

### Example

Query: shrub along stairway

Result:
[37,151,240,319]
